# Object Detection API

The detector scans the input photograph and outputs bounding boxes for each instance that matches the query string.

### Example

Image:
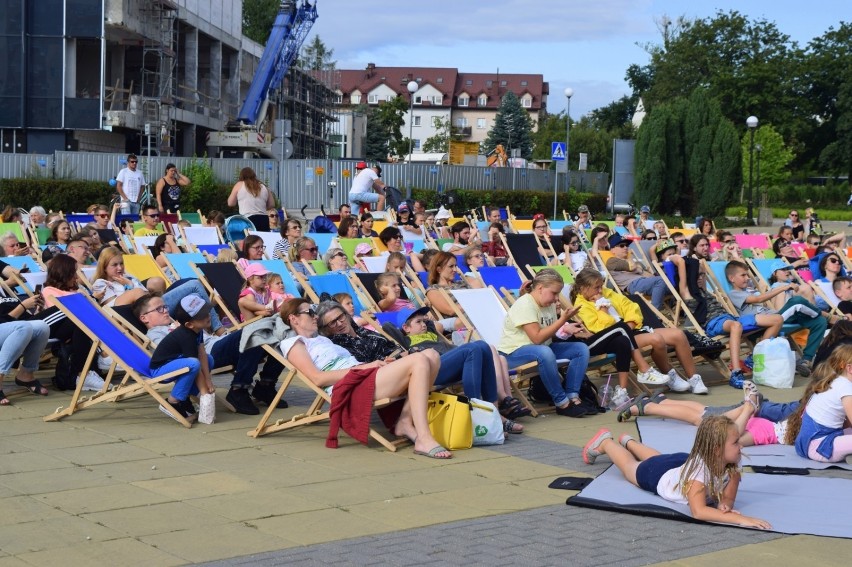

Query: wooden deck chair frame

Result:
[247,344,405,451]
[191,262,251,329]
[44,293,194,427]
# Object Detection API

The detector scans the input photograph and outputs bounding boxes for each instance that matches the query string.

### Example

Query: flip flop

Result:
[413,445,452,459]
[0,390,9,406]
[503,419,524,434]
[15,378,48,396]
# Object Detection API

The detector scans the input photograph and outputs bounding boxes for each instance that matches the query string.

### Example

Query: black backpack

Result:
[50,341,77,391]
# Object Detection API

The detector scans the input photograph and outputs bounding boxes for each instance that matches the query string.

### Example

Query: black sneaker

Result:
[159,399,195,422]
[226,387,260,415]
[555,401,588,418]
[252,381,288,408]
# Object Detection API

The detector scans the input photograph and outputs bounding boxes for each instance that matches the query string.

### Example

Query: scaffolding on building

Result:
[139,0,178,155]
[276,66,338,159]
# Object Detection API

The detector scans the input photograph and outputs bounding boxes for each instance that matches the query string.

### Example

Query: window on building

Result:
[522,97,532,108]
[458,96,469,107]
[477,118,486,129]
[432,95,442,105]
[500,80,507,87]
[413,139,421,150]
[413,116,421,127]
[351,94,361,104]
[477,95,487,106]
[466,79,472,86]
[486,80,493,87]
[333,93,342,103]
[520,80,528,86]
[437,77,443,84]
[386,95,394,102]
[414,95,422,105]
[367,94,378,104]
[455,118,468,127]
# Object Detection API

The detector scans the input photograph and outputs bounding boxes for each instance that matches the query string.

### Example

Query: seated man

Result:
[134,293,287,415]
[724,260,827,378]
[135,205,166,236]
[442,221,477,254]
[605,233,669,309]
[348,162,386,212]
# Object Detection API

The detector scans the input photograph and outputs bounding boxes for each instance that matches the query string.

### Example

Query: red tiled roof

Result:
[454,72,546,110]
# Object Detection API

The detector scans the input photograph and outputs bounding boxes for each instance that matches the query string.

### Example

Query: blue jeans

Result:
[501,341,590,407]
[627,276,668,309]
[757,400,800,422]
[434,341,498,401]
[0,320,50,375]
[163,280,223,332]
[149,357,199,401]
[208,331,265,388]
[120,201,141,215]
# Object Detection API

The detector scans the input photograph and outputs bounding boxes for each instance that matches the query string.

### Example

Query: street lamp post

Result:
[406,80,418,199]
[746,115,758,223]
[755,144,763,207]
[553,87,573,219]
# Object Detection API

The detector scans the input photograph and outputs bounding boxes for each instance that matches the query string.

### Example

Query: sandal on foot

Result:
[503,419,524,434]
[413,445,452,459]
[0,390,9,406]
[499,397,532,420]
[617,395,650,422]
[15,378,48,396]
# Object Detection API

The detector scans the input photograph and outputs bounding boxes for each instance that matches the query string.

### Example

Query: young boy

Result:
[724,260,828,379]
[136,293,285,417]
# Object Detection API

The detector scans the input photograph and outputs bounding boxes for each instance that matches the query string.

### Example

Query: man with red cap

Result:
[348,162,386,212]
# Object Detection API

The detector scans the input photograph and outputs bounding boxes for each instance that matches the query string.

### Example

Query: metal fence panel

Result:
[0,154,54,180]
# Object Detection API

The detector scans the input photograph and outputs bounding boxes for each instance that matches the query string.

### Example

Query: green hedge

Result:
[411,188,607,219]
[0,178,236,215]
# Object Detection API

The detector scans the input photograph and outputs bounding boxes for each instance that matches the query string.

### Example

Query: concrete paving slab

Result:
[132,471,254,500]
[6,428,117,451]
[345,492,489,531]
[0,515,122,555]
[92,456,215,483]
[0,450,75,474]
[0,464,118,496]
[247,507,395,546]
[33,483,174,515]
[82,501,232,537]
[138,522,293,563]
[226,458,353,489]
[175,447,283,471]
[185,488,330,522]
[0,496,69,526]
[127,430,245,457]
[16,536,185,567]
[48,442,164,467]
[656,535,852,565]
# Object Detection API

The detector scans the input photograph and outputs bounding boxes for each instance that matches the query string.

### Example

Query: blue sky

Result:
[309,0,848,118]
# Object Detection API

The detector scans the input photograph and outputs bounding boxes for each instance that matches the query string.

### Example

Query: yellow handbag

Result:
[426,392,473,450]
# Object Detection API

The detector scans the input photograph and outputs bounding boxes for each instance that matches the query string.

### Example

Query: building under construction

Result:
[0,0,335,158]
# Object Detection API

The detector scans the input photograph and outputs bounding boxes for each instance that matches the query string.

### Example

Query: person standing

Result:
[116,154,146,215]
[227,167,275,232]
[155,163,190,213]
[348,162,386,212]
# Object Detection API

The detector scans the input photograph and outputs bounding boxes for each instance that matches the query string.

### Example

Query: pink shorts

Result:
[745,417,778,446]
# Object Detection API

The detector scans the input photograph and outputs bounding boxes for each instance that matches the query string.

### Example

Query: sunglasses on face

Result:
[332,252,347,259]
[790,213,798,217]
[298,307,317,317]
[268,214,277,218]
[303,247,318,253]
[828,257,840,264]
[98,213,109,218]
[128,160,137,164]
[674,239,686,244]
[146,213,159,218]
[616,243,630,248]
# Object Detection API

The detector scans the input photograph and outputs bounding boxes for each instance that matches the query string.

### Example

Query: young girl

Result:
[583,416,772,529]
[333,292,373,330]
[92,247,155,307]
[216,248,238,263]
[569,269,675,408]
[237,264,273,321]
[376,272,415,312]
[385,251,408,274]
[767,261,815,309]
[792,344,852,463]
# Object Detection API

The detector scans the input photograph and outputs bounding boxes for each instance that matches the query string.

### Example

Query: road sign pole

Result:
[552,166,558,220]
[550,141,566,220]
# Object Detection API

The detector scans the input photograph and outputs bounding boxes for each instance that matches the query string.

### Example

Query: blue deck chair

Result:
[164,252,206,280]
[3,255,42,273]
[307,273,367,314]
[196,244,231,259]
[250,259,301,297]
[549,220,573,231]
[306,232,335,255]
[44,293,194,427]
[477,266,524,295]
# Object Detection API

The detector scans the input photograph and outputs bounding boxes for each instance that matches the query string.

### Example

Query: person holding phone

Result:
[155,163,191,213]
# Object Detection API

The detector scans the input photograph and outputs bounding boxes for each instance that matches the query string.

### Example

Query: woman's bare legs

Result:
[489,346,511,400]
[375,350,450,457]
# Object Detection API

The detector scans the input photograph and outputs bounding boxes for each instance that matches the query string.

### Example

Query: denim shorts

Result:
[705,313,757,337]
[349,191,380,205]
[635,453,689,494]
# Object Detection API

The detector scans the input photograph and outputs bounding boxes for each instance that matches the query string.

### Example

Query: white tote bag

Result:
[470,398,505,446]
[752,337,795,389]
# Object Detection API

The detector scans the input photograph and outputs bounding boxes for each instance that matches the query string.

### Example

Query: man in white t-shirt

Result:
[116,153,146,215]
[348,161,386,212]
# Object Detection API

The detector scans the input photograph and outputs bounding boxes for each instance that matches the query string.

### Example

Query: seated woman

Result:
[559,229,592,273]
[237,234,266,271]
[772,237,809,270]
[711,231,740,261]
[571,268,707,395]
[424,251,469,324]
[288,236,319,278]
[315,301,525,433]
[272,219,303,260]
[481,222,509,266]
[92,247,163,306]
[323,247,363,275]
[279,298,450,458]
[151,233,180,282]
[532,216,557,263]
[378,226,424,271]
[0,317,51,405]
[337,217,360,240]
[358,212,379,238]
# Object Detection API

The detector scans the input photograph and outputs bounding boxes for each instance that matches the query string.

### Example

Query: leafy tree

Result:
[634,104,674,213]
[300,36,336,70]
[364,97,410,162]
[740,124,794,201]
[422,116,462,154]
[530,112,568,162]
[482,91,534,159]
[242,0,278,44]
[589,96,637,137]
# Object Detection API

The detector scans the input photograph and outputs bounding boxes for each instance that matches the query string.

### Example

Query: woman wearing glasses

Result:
[772,237,809,270]
[237,235,267,271]
[378,226,424,271]
[784,210,805,241]
[272,219,303,260]
[279,298,451,458]
[288,236,319,277]
[324,247,363,274]
[532,216,557,263]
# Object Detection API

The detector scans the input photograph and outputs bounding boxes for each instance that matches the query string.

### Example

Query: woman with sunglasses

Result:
[267,209,280,231]
[559,228,592,274]
[280,298,451,458]
[379,226,424,271]
[272,219,302,260]
[784,210,805,241]
[323,247,363,274]
[714,232,744,262]
[772,237,809,270]
[288,236,319,277]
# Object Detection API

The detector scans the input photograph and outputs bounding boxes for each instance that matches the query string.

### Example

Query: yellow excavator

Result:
[486,144,508,167]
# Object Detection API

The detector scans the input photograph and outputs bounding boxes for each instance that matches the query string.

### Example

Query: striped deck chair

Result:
[44,293,194,427]
[248,343,406,451]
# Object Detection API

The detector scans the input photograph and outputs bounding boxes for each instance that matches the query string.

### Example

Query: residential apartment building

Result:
[329,64,547,159]
[1,0,333,158]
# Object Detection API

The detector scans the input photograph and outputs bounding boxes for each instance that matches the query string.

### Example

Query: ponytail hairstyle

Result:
[679,415,739,503]
[785,343,852,445]
[568,268,605,304]
[520,267,565,297]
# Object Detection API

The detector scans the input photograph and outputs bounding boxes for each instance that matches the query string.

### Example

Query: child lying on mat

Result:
[616,381,800,448]
[583,416,772,529]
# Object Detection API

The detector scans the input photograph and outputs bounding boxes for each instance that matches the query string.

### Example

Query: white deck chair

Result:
[181,226,223,248]
[247,231,282,259]
[361,255,389,273]
[131,235,159,255]
[813,280,840,309]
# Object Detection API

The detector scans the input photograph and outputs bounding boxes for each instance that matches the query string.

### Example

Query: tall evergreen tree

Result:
[364,97,410,162]
[482,92,534,160]
[300,36,336,70]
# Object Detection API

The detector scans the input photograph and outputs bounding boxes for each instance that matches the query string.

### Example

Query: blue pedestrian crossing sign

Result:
[551,142,566,161]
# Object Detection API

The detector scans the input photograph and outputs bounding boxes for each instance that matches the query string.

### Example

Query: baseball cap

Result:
[173,293,213,324]
[640,205,651,213]
[435,206,451,220]
[244,264,271,279]
[769,260,795,273]
[655,238,677,255]
[398,202,409,213]
[608,233,629,249]
[393,306,431,329]
[577,205,589,213]
[355,161,367,169]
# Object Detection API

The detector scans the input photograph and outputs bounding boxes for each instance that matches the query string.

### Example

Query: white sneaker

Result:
[78,371,105,392]
[610,386,632,410]
[688,374,709,395]
[637,367,669,385]
[667,369,691,392]
[98,354,113,371]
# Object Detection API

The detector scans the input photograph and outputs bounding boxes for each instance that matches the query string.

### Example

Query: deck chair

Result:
[178,210,204,225]
[361,255,389,273]
[192,262,245,325]
[338,238,375,265]
[501,233,545,279]
[43,293,194,427]
[247,343,405,451]
[476,265,525,300]
[181,226,223,248]
[130,235,159,255]
[164,252,207,280]
[309,260,329,275]
[305,233,335,255]
[248,259,302,297]
[304,273,368,314]
[123,253,169,283]
[0,222,27,243]
[247,231,281,259]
